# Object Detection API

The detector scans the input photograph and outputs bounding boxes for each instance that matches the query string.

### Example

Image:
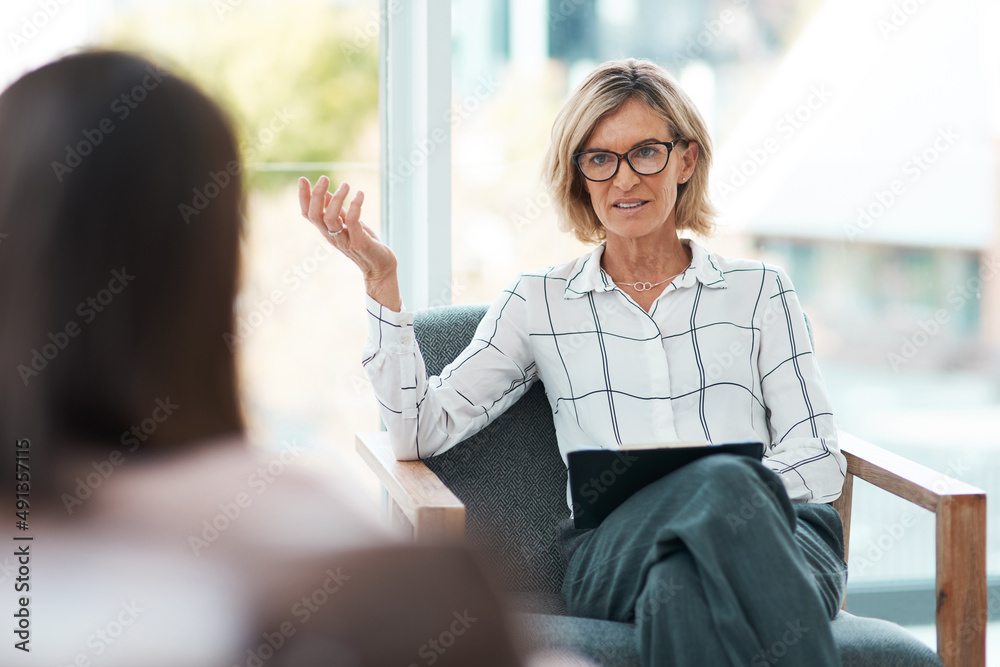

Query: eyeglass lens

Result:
[577,143,671,181]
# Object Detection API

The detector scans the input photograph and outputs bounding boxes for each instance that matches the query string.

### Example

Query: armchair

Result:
[357,304,986,667]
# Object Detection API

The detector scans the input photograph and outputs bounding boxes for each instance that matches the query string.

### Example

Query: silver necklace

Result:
[615,271,682,292]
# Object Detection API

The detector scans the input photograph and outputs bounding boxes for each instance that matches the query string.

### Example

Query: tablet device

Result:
[568,442,765,529]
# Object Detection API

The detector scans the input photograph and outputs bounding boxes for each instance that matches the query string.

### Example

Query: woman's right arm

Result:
[298,177,538,461]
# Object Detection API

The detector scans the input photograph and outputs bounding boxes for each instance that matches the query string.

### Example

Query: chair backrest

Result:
[414,305,567,594]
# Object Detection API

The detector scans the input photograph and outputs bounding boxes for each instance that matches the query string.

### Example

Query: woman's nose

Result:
[612,159,641,190]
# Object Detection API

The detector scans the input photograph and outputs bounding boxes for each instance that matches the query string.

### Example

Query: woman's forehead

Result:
[586,99,673,148]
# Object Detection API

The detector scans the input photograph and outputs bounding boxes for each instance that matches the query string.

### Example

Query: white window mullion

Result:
[381,0,452,311]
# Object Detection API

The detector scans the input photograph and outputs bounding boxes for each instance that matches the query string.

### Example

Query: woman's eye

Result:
[635,146,658,159]
[588,153,611,165]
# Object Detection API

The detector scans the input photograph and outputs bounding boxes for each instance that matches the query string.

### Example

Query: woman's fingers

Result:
[344,190,364,232]
[324,182,350,229]
[297,177,311,217]
[307,176,331,222]
[297,176,371,248]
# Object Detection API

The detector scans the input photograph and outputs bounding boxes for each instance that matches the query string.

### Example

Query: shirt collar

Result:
[563,239,727,300]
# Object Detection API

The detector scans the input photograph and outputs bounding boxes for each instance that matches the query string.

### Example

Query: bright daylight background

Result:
[3,0,999,658]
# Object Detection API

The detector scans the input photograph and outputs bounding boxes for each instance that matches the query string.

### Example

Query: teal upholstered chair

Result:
[358,304,986,666]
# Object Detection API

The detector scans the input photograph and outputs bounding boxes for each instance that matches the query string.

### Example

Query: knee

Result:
[686,453,775,494]
[684,455,792,532]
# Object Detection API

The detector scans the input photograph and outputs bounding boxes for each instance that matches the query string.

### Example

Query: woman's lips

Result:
[612,200,649,214]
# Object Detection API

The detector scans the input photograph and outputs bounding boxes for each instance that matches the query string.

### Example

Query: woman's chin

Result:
[603,220,676,243]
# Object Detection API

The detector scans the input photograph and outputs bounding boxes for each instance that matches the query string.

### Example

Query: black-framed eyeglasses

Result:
[572,141,675,182]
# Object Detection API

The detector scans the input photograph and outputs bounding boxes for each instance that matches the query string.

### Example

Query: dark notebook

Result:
[568,442,765,529]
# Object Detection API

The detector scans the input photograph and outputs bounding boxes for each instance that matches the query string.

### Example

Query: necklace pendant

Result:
[635,282,653,292]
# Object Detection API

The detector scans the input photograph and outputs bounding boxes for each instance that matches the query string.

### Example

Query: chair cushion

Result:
[514,612,638,667]
[415,306,569,593]
[512,598,943,667]
[830,612,943,666]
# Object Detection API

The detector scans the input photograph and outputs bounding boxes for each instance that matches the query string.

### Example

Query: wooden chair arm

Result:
[356,431,465,544]
[832,429,986,667]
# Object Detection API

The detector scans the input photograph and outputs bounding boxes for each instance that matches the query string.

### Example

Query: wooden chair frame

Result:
[357,429,986,667]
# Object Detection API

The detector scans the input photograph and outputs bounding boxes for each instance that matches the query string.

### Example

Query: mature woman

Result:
[300,58,847,665]
[0,51,524,667]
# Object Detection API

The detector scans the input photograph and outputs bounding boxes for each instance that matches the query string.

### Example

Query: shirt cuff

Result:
[364,293,415,350]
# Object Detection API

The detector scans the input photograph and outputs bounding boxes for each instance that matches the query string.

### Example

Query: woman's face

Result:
[580,99,697,244]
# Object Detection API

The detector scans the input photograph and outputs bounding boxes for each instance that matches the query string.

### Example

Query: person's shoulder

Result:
[508,247,600,290]
[90,437,392,555]
[521,250,592,280]
[693,242,792,289]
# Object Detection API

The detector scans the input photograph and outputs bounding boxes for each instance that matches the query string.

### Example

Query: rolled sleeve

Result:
[757,267,847,503]
[360,281,538,462]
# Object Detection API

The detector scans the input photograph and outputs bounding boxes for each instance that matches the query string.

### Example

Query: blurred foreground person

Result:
[0,50,525,667]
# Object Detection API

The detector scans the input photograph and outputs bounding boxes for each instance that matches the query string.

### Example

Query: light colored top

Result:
[363,240,846,508]
[0,439,391,666]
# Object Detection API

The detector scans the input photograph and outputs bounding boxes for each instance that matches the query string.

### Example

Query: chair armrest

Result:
[356,431,465,544]
[833,429,986,667]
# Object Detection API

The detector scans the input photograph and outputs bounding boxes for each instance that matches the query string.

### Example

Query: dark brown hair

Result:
[0,51,245,504]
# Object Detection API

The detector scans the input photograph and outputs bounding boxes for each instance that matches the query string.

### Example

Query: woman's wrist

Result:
[364,271,402,312]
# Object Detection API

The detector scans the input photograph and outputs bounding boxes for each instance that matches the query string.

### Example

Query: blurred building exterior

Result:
[453,0,1000,375]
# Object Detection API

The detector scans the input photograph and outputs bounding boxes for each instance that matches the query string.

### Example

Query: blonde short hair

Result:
[543,59,716,244]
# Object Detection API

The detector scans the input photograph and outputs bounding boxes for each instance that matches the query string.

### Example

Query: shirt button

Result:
[400,335,413,346]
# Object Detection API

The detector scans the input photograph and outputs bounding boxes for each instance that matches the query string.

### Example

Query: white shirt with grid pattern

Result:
[362,240,846,508]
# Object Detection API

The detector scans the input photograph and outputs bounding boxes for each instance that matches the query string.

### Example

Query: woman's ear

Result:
[681,141,699,181]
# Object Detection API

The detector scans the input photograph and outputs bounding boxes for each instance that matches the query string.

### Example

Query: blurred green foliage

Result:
[107,0,379,188]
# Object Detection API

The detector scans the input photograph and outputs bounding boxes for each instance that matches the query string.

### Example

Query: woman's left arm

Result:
[757,266,847,503]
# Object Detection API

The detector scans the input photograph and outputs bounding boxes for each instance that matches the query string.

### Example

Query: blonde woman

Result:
[300,58,847,666]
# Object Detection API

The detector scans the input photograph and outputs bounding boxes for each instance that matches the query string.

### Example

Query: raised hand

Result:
[298,176,401,311]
